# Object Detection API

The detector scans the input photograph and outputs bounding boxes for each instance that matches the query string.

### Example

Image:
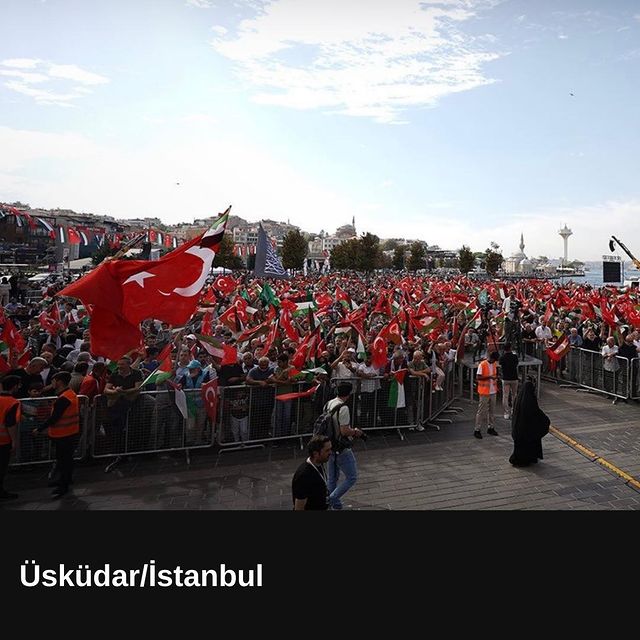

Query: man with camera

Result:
[502,289,522,353]
[325,382,365,510]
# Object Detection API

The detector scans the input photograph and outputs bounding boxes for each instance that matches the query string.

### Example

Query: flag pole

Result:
[110,232,147,261]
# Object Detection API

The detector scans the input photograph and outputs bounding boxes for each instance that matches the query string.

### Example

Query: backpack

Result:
[312,401,346,449]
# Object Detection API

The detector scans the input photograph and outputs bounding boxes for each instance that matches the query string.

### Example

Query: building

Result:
[504,233,533,274]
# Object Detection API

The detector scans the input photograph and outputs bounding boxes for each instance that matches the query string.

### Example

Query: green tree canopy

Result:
[281,229,308,270]
[213,235,243,270]
[393,246,407,270]
[458,245,475,274]
[406,241,426,271]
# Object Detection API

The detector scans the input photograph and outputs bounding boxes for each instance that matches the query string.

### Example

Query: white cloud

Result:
[1,58,43,69]
[0,59,109,105]
[48,64,109,85]
[0,70,49,83]
[3,124,635,261]
[558,34,569,39]
[186,0,215,7]
[211,0,503,123]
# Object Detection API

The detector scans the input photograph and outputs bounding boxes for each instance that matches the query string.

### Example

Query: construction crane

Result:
[609,236,640,270]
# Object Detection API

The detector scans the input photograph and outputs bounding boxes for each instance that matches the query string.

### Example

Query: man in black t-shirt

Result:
[499,343,519,420]
[292,435,332,510]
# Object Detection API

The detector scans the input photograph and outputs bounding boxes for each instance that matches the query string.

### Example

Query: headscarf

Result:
[511,379,550,441]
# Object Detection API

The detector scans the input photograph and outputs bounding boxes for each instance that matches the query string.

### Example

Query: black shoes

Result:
[487,428,499,436]
[0,491,18,500]
[51,487,68,499]
[474,430,482,439]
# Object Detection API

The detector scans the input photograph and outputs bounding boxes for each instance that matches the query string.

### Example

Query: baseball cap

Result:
[347,347,356,353]
[186,334,197,340]
[186,359,202,369]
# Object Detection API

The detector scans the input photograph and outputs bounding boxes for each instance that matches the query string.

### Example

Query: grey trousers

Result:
[475,394,496,430]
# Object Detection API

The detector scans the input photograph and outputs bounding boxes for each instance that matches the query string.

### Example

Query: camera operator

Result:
[502,289,522,350]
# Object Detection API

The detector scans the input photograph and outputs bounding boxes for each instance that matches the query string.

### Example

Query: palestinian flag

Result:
[357,334,366,361]
[141,345,174,387]
[293,300,317,317]
[412,314,440,335]
[196,334,225,359]
[388,369,407,409]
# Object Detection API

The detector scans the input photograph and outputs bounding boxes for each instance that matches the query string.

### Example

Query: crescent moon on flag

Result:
[159,245,215,298]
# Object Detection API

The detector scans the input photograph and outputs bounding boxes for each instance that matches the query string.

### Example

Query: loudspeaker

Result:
[602,261,621,283]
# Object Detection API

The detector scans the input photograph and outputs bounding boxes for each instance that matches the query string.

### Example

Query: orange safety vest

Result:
[48,388,80,439]
[0,395,20,446]
[477,360,497,396]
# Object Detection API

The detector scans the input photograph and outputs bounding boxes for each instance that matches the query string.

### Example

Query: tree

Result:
[406,241,426,272]
[355,233,382,272]
[213,235,243,270]
[458,245,475,274]
[382,239,400,251]
[484,243,504,275]
[281,229,308,270]
[379,252,393,269]
[393,246,407,270]
[330,238,359,270]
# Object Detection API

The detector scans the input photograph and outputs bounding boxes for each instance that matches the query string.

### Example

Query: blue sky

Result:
[1,0,640,260]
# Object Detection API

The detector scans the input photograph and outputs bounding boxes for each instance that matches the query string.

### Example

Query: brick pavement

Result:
[2,383,640,510]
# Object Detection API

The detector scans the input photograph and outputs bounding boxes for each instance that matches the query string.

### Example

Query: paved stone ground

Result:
[2,382,639,510]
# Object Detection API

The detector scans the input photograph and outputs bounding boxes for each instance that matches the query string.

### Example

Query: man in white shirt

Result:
[602,336,620,394]
[356,353,381,428]
[535,318,553,346]
[330,347,358,381]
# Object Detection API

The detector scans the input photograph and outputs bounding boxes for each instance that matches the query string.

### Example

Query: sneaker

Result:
[0,491,18,500]
[487,427,499,436]
[415,425,425,432]
[474,430,483,439]
[503,413,510,420]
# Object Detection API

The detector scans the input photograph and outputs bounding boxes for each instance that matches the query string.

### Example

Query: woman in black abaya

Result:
[509,378,550,467]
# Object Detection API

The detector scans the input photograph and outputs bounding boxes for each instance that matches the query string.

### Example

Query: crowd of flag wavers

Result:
[1,210,640,498]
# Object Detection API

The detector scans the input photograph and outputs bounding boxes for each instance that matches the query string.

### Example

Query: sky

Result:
[1,0,639,261]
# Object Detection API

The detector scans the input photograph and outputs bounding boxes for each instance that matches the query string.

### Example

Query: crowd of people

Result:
[1,269,640,503]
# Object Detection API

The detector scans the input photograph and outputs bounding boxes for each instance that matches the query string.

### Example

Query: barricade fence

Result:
[92,388,214,459]
[538,345,632,401]
[9,367,461,465]
[10,395,90,467]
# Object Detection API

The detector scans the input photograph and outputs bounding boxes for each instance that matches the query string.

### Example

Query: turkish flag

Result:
[221,343,238,366]
[279,308,299,342]
[380,318,402,345]
[67,227,81,244]
[57,209,230,360]
[1,317,26,353]
[371,335,388,369]
[201,378,219,423]
[164,234,173,248]
[213,275,237,296]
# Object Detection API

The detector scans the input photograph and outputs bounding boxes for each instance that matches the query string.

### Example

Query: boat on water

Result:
[556,266,585,277]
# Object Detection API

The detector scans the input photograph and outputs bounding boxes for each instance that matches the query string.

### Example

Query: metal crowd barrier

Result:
[539,345,632,401]
[216,369,461,449]
[92,388,214,459]
[10,395,90,467]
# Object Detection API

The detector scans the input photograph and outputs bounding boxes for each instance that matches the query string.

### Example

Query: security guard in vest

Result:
[0,375,21,500]
[33,371,80,498]
[474,351,500,439]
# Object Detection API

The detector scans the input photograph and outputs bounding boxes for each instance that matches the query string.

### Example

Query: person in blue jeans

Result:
[326,382,364,510]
